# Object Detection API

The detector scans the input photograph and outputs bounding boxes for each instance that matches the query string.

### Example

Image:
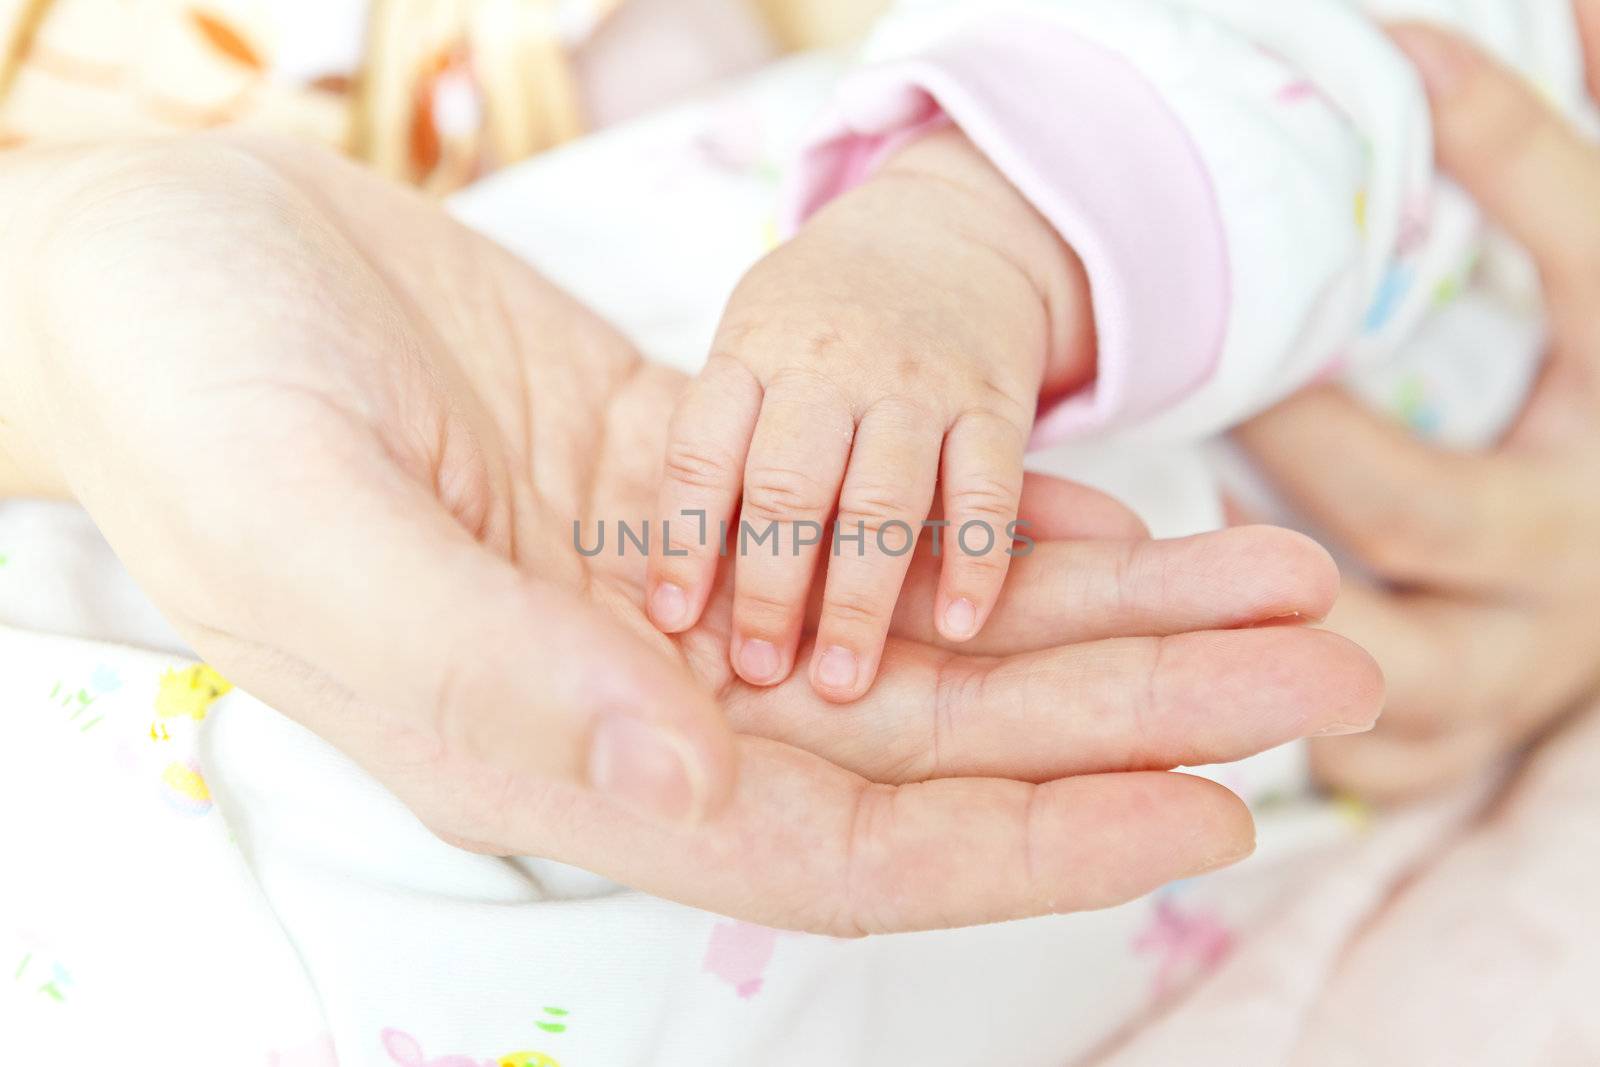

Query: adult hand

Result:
[0,133,1380,932]
[1236,9,1600,801]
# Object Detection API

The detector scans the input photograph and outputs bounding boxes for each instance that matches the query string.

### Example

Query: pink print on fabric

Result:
[702,920,782,999]
[379,1027,563,1067]
[1276,79,1320,103]
[1310,350,1352,385]
[267,1033,338,1067]
[380,1028,493,1067]
[1397,193,1435,256]
[1133,895,1234,1000]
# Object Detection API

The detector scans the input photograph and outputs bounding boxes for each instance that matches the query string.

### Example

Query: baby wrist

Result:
[875,127,1096,397]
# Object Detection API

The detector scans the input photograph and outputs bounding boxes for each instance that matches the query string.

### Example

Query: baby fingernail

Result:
[816,646,858,691]
[737,638,781,684]
[588,713,701,823]
[650,582,689,630]
[943,598,978,640]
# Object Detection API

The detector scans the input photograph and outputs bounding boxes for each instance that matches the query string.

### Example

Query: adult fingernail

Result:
[1195,837,1257,875]
[649,583,689,630]
[737,637,781,684]
[1391,25,1470,98]
[943,598,978,640]
[588,713,701,823]
[816,646,858,691]
[1312,721,1376,738]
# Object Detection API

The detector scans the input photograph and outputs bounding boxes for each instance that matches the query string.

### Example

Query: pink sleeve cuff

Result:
[783,19,1230,444]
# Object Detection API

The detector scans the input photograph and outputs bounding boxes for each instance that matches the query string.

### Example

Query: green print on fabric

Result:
[536,1007,569,1034]
[1393,377,1443,438]
[1434,275,1463,307]
[14,952,73,1003]
[46,679,104,733]
[44,665,123,732]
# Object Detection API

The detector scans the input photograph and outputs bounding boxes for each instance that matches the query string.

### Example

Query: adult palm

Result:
[2,133,1379,933]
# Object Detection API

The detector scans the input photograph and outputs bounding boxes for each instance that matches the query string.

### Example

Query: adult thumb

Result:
[222,467,736,828]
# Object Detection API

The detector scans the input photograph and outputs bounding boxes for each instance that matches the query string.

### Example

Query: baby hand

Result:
[648,128,1095,701]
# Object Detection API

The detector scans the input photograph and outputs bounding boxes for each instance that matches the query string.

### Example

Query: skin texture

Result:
[0,132,1381,934]
[1237,10,1600,802]
[647,126,1097,703]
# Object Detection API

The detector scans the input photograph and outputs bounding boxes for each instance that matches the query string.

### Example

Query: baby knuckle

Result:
[864,394,937,431]
[767,364,855,413]
[662,439,738,491]
[948,476,1020,523]
[657,523,706,562]
[963,390,1032,427]
[708,319,764,358]
[737,585,802,623]
[701,351,764,399]
[743,466,830,521]
[837,485,920,530]
[956,549,1012,582]
[836,518,924,562]
[824,590,890,631]
[971,382,1035,426]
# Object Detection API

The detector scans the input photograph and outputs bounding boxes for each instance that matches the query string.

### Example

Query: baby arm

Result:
[781,0,1590,446]
[646,125,1095,701]
[648,0,1589,703]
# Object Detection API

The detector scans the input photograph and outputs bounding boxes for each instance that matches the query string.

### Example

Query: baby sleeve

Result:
[784,0,1591,447]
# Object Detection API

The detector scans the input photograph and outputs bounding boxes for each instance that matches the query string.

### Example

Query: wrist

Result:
[0,145,89,498]
[0,140,186,499]
[0,132,310,501]
[875,127,1096,399]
